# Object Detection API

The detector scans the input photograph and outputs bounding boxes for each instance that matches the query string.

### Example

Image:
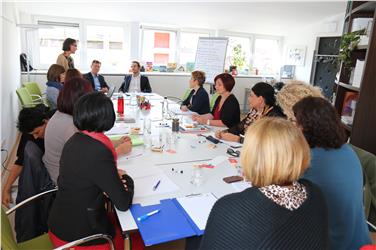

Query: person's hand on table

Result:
[215,130,223,139]
[220,132,240,143]
[180,105,189,111]
[115,139,132,156]
[100,87,109,93]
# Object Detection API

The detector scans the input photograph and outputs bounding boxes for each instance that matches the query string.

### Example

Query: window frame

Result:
[28,15,131,72]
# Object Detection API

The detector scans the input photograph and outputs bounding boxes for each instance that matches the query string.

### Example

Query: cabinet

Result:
[334,1,376,154]
[310,36,341,99]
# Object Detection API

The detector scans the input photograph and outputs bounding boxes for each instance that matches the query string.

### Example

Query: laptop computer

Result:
[106,86,116,98]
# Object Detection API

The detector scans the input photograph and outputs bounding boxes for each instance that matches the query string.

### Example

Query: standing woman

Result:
[48,92,134,249]
[180,70,210,115]
[215,82,285,143]
[56,38,77,71]
[200,118,329,249]
[46,64,65,109]
[193,73,240,128]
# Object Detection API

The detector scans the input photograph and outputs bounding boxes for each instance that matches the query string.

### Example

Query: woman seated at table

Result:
[180,70,210,115]
[193,73,240,128]
[46,64,65,109]
[48,92,134,249]
[215,82,285,143]
[200,118,329,249]
[293,97,371,249]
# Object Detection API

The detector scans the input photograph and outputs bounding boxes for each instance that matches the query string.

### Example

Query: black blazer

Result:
[181,87,210,115]
[83,72,109,91]
[211,94,240,128]
[48,133,134,244]
[119,74,152,93]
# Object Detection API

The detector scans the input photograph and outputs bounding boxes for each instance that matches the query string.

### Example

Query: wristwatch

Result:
[206,119,210,126]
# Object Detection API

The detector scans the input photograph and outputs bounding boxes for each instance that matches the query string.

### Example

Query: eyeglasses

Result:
[227,148,240,157]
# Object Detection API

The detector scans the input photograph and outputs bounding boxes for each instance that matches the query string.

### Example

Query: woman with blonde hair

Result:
[200,118,329,249]
[276,80,323,119]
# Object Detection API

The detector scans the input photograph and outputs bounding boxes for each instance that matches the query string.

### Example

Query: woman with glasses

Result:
[180,70,210,115]
[56,38,77,71]
[215,82,285,143]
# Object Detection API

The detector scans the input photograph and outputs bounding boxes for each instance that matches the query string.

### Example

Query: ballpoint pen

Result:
[137,209,161,222]
[153,180,161,191]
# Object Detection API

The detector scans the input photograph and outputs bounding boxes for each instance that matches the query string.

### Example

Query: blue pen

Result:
[137,209,160,222]
[153,180,161,191]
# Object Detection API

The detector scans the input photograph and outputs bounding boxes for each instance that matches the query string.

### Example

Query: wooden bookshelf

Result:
[335,1,376,154]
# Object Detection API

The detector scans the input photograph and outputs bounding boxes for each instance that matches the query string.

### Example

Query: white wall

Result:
[21,72,263,112]
[283,13,345,83]
[1,2,21,151]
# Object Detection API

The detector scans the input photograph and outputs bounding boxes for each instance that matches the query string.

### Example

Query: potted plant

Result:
[230,44,246,75]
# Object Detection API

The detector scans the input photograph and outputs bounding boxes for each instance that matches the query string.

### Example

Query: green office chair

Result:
[1,188,115,250]
[23,82,49,107]
[351,145,376,228]
[181,88,192,102]
[210,92,219,111]
[16,87,43,108]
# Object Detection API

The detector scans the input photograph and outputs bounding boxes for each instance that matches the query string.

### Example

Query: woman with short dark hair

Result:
[216,82,285,143]
[181,70,210,114]
[48,92,134,249]
[293,96,371,249]
[56,38,77,71]
[46,64,65,109]
[193,73,240,128]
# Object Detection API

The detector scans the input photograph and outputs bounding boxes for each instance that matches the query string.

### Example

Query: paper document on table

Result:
[176,193,217,230]
[124,165,163,179]
[231,181,252,192]
[106,126,129,135]
[133,173,179,198]
[118,147,145,163]
[169,107,197,116]
[208,155,228,167]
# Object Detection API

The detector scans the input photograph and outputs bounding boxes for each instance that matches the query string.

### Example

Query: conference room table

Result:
[110,92,248,243]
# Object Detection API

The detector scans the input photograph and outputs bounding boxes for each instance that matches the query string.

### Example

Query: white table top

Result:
[112,93,244,232]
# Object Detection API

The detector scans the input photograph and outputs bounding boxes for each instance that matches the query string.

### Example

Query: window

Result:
[179,32,209,66]
[225,36,251,74]
[37,21,80,68]
[253,38,281,75]
[86,25,126,72]
[142,28,176,65]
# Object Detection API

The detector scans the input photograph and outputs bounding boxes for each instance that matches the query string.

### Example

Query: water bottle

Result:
[162,97,168,118]
[117,94,124,115]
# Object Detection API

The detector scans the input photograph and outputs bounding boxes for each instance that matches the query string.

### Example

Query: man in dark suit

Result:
[119,61,152,93]
[83,60,109,92]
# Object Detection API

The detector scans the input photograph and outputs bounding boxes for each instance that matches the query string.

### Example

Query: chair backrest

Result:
[23,82,42,97]
[182,88,192,101]
[23,82,43,102]
[1,207,19,250]
[351,144,376,225]
[210,92,220,111]
[16,87,35,107]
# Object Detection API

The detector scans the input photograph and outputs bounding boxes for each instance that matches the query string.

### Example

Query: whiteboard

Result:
[194,37,229,84]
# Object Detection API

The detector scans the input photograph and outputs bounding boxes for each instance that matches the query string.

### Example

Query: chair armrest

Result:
[53,234,114,250]
[5,188,58,215]
[367,221,376,231]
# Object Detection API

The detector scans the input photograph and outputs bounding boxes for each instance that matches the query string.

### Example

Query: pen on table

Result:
[153,180,161,191]
[137,209,161,222]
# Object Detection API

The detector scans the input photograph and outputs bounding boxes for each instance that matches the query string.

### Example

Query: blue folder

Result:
[130,199,202,246]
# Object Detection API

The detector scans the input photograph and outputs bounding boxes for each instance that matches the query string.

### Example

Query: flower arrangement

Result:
[136,95,151,110]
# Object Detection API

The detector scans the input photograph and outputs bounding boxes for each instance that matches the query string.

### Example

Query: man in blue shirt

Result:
[83,60,109,92]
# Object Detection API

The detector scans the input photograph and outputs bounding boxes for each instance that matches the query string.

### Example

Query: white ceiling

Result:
[14,1,347,35]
